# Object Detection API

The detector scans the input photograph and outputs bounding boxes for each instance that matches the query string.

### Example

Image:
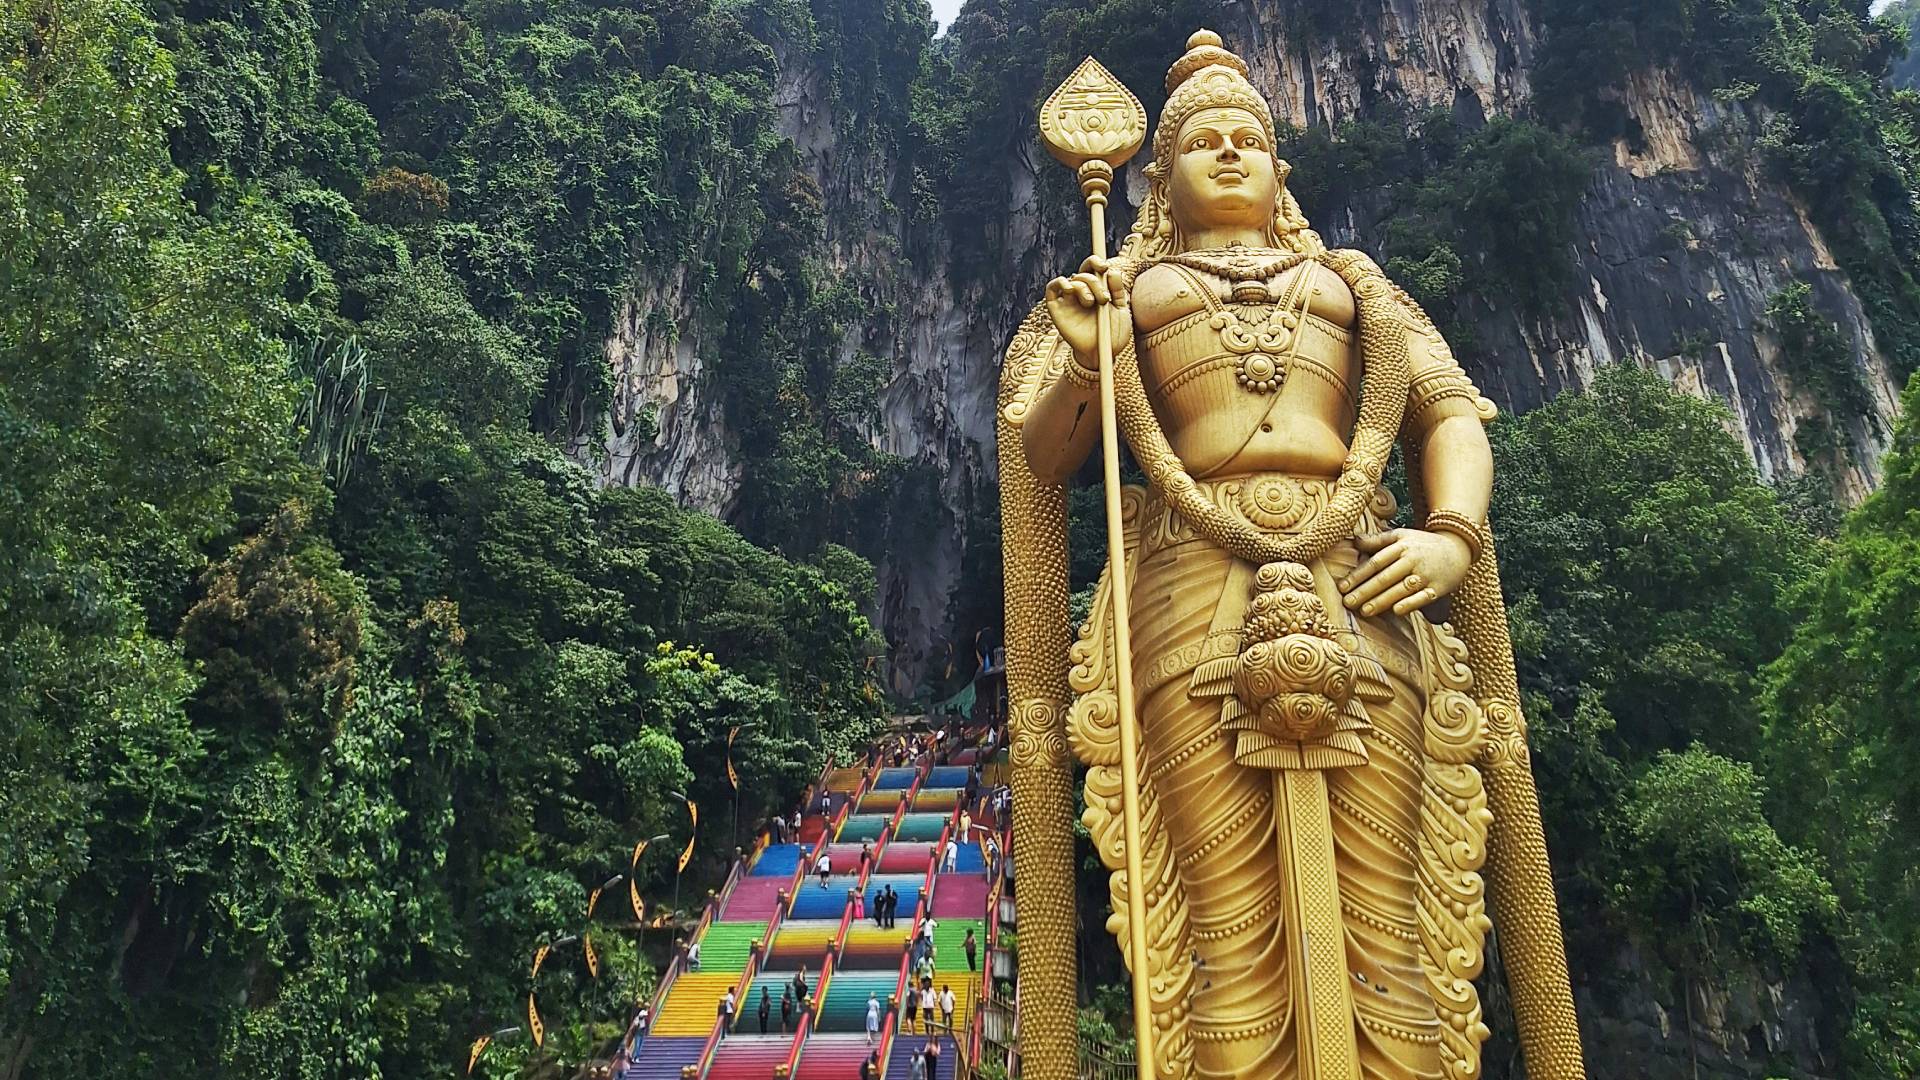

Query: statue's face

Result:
[1165,105,1279,235]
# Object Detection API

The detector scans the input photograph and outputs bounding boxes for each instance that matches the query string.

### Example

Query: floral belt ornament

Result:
[1226,561,1372,770]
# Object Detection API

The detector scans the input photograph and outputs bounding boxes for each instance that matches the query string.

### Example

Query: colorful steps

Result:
[857,789,905,813]
[768,919,839,965]
[840,923,911,968]
[884,1034,954,1080]
[789,881,857,920]
[651,972,741,1036]
[862,875,924,918]
[750,843,805,877]
[870,768,919,790]
[892,814,947,842]
[796,1033,877,1080]
[930,877,986,919]
[706,1033,791,1080]
[816,969,898,1032]
[837,815,888,842]
[695,920,766,972]
[622,1036,703,1080]
[720,877,788,921]
[876,843,936,874]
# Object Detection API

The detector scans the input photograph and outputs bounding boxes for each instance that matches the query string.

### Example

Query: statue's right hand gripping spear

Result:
[1038,57,1158,1080]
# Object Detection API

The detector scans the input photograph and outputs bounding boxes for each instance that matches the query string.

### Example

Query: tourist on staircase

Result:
[865,992,881,1045]
[758,985,771,1034]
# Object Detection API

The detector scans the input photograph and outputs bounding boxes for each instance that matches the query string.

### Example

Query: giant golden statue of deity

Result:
[998,31,1586,1080]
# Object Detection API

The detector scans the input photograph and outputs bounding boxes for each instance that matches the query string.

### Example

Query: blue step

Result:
[753,843,804,877]
[871,768,919,790]
[623,1035,704,1080]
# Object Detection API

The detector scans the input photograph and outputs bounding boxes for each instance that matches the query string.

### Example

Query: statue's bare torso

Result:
[1131,258,1358,479]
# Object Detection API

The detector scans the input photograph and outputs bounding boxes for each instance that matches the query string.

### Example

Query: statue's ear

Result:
[1275,158,1293,185]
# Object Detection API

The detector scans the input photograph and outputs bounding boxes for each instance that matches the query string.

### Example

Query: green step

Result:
[696,920,768,973]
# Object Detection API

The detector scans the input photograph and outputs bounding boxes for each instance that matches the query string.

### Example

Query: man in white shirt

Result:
[918,982,936,1034]
[938,984,955,1032]
[816,849,831,889]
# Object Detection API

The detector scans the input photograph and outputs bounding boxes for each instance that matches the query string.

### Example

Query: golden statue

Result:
[998,31,1586,1080]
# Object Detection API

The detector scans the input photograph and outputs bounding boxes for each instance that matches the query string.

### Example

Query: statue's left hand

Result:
[1338,529,1473,617]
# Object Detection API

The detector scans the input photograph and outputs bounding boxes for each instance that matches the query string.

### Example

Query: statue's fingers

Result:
[1353,530,1403,554]
[1359,571,1425,617]
[1045,277,1068,301]
[1391,586,1440,617]
[1338,541,1403,592]
[1088,272,1112,306]
[1105,268,1131,307]
[1068,280,1096,307]
[1343,557,1410,609]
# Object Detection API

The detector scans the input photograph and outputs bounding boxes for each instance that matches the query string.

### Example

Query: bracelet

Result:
[1424,509,1486,562]
[1061,353,1101,389]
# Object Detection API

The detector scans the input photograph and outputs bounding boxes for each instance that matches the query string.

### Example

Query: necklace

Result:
[1165,245,1311,283]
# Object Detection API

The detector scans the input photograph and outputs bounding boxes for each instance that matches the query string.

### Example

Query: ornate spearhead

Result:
[1040,56,1147,199]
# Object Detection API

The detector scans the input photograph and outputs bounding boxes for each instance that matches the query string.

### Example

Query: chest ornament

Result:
[1162,249,1315,396]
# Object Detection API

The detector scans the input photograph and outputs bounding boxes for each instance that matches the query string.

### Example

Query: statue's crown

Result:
[1152,29,1275,171]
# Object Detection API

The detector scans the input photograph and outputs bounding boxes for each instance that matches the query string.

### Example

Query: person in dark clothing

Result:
[923,1039,941,1080]
[792,965,811,1011]
[758,986,772,1034]
[871,887,885,927]
[861,1052,879,1080]
[963,927,977,972]
[780,986,796,1032]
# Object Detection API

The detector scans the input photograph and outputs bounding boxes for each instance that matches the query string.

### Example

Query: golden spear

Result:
[1038,57,1155,1080]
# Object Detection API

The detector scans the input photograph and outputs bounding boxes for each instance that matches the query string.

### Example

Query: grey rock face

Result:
[588,0,1900,686]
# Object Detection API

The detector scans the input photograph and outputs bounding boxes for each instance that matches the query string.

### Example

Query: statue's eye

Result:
[1188,136,1210,151]
[1241,135,1263,149]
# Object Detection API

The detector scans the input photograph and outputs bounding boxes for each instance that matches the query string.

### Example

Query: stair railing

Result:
[781,1008,813,1079]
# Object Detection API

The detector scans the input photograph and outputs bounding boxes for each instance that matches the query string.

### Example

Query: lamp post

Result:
[668,792,691,915]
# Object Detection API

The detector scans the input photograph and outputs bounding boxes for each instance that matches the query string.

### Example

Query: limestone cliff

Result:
[594,0,1902,685]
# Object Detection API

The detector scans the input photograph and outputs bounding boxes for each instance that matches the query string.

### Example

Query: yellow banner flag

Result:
[587,885,604,920]
[630,837,650,869]
[676,801,698,873]
[726,726,741,791]
[630,877,645,922]
[584,933,600,978]
[530,943,550,979]
[528,992,545,1047]
[466,1034,491,1075]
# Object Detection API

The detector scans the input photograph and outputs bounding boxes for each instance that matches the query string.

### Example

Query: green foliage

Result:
[1486,367,1830,976]
[1617,744,1836,964]
[1763,370,1920,1074]
[1283,112,1593,317]
[0,0,892,1073]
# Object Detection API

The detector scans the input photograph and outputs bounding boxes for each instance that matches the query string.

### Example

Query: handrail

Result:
[811,951,837,1026]
[875,1005,900,1079]
[692,1010,726,1080]
[833,892,856,962]
[783,1008,813,1077]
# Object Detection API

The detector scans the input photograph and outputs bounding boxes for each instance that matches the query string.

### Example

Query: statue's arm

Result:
[1020,334,1103,485]
[1341,318,1493,616]
[1404,322,1493,523]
